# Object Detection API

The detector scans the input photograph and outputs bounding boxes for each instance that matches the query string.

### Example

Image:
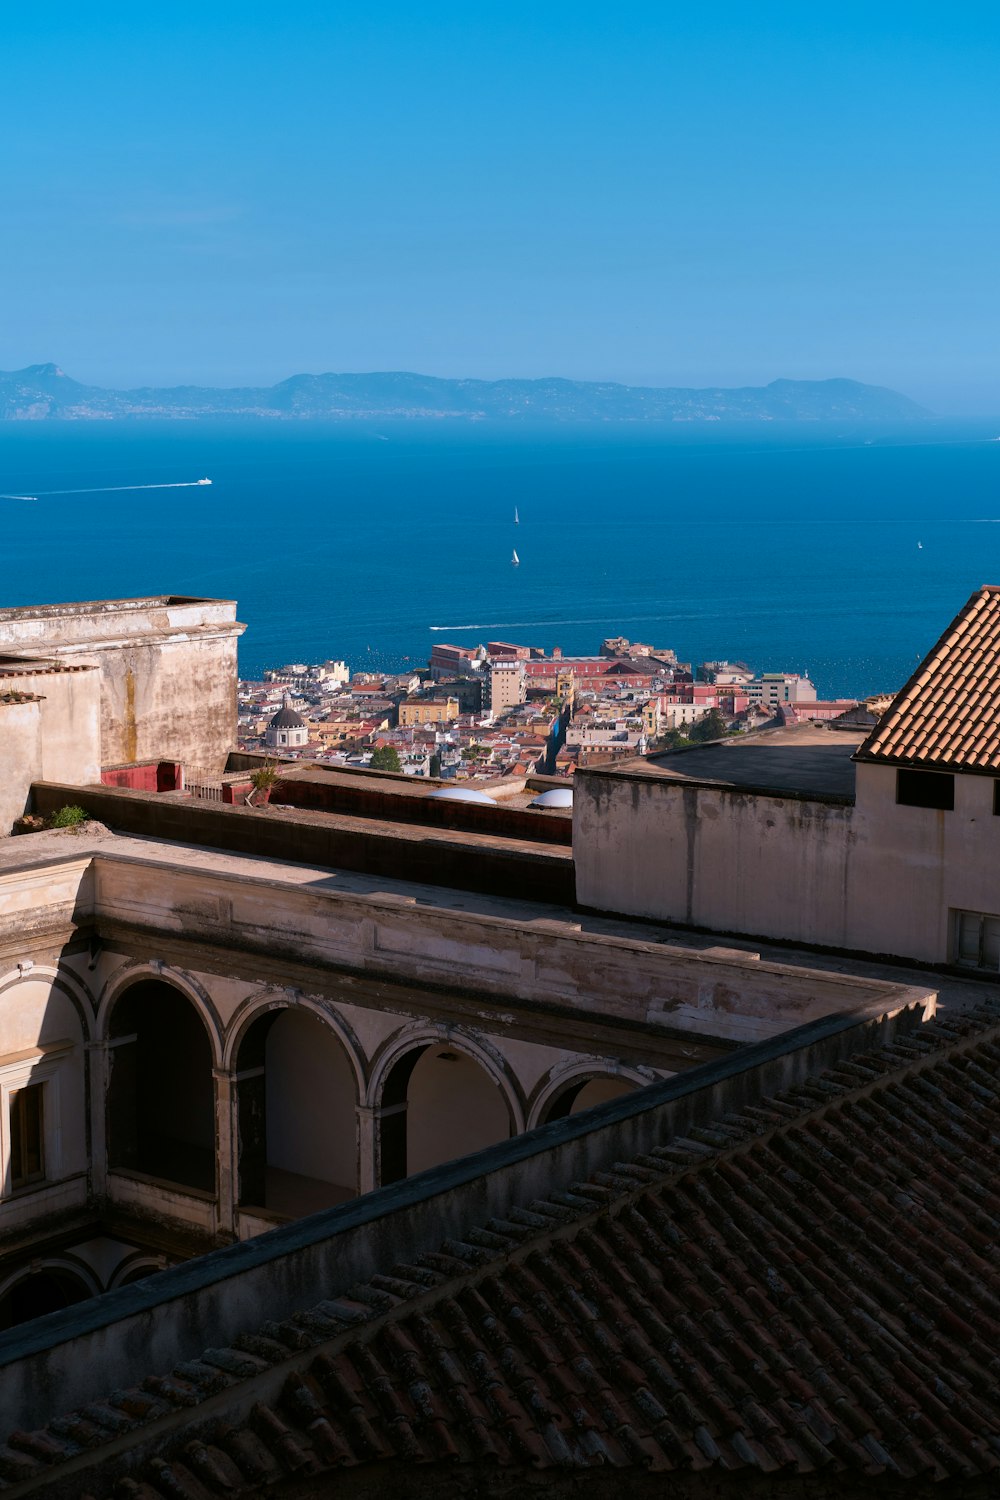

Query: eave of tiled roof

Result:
[6,1009,1000,1497]
[856,586,1000,772]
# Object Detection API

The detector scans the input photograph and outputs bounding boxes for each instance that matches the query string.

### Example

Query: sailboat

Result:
[514,506,519,525]
[511,548,520,567]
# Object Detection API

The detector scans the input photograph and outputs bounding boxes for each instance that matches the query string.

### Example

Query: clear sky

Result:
[3,3,999,411]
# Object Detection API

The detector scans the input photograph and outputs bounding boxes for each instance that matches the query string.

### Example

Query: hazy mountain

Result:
[0,364,931,422]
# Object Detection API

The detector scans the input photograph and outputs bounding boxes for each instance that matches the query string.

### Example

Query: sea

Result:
[4,418,1000,700]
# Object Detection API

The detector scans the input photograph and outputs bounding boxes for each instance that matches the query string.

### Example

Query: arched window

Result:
[378,1043,514,1186]
[236,1008,358,1218]
[106,981,215,1193]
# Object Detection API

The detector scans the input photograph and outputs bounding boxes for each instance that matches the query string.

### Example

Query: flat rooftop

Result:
[0,594,229,620]
[278,763,571,814]
[636,722,867,801]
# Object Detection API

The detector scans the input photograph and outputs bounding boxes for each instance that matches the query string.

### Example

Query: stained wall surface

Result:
[574,759,1000,964]
[0,597,244,776]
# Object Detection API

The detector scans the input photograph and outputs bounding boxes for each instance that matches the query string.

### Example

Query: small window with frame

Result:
[9,1083,45,1190]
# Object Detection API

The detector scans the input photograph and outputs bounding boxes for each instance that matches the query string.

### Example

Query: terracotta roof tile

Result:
[13,1008,1000,1494]
[857,585,1000,769]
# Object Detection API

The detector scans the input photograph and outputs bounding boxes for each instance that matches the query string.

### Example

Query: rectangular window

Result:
[897,769,954,810]
[993,780,1000,816]
[9,1084,44,1189]
[954,910,1000,971]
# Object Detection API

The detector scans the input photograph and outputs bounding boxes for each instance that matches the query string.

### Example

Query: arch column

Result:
[213,1068,235,1237]
[356,1104,379,1195]
[85,1040,110,1200]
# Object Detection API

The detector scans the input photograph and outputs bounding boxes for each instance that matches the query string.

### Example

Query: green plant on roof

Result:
[249,761,280,791]
[50,804,88,828]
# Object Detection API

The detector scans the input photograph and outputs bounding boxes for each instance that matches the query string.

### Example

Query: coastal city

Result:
[238,634,890,781]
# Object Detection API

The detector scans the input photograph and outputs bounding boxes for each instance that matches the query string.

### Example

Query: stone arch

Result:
[230,992,363,1216]
[224,988,367,1092]
[527,1061,656,1129]
[98,962,224,1066]
[0,968,92,1191]
[0,964,96,1045]
[104,972,219,1193]
[106,1252,170,1290]
[368,1025,526,1187]
[0,1257,100,1332]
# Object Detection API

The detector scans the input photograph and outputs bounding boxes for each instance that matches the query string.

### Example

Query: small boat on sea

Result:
[511,549,519,567]
[514,506,519,524]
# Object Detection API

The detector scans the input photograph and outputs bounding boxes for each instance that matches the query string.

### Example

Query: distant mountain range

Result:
[0,364,931,423]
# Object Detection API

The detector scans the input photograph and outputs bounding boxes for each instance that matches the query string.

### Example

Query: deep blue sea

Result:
[4,419,1000,698]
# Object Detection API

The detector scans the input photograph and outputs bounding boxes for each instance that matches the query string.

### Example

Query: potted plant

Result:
[248,760,280,807]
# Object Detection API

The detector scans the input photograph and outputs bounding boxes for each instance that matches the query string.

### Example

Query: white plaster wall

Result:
[575,763,1000,964]
[574,773,854,947]
[406,1048,510,1175]
[849,764,1000,962]
[0,700,42,834]
[266,1010,357,1190]
[0,977,87,1180]
[0,600,244,775]
[0,667,101,785]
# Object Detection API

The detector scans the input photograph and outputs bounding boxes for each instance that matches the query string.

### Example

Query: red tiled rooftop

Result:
[857,585,1000,772]
[7,1006,1000,1494]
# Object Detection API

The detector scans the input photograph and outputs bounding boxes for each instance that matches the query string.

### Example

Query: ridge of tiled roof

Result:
[7,1006,1000,1497]
[856,585,1000,771]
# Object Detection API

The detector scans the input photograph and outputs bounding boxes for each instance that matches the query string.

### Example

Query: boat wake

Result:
[0,478,212,500]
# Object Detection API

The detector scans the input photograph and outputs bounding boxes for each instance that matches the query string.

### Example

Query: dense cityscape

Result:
[239,633,888,781]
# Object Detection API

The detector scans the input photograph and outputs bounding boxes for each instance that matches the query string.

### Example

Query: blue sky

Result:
[2,3,998,410]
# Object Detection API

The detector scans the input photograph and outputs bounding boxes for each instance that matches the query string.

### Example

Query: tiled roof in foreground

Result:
[857,585,1000,771]
[7,1008,1000,1497]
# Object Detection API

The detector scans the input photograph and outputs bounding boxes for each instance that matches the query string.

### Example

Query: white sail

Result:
[511,549,519,566]
[514,506,519,524]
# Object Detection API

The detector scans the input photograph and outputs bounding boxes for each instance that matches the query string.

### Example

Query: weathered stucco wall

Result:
[574,761,1000,964]
[0,597,244,775]
[0,698,42,834]
[0,662,101,787]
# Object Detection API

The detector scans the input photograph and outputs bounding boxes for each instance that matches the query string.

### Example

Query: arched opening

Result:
[106,980,216,1192]
[0,1267,93,1332]
[379,1043,513,1186]
[236,1007,358,1218]
[539,1073,639,1125]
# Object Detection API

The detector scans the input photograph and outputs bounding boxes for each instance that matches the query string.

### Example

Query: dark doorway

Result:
[107,981,216,1192]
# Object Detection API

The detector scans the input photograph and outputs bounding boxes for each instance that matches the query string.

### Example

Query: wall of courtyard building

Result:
[0,952,662,1295]
[574,761,1000,965]
[0,597,244,777]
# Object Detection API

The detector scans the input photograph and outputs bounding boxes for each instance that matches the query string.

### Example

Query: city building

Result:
[264,693,310,750]
[398,694,460,727]
[489,659,526,713]
[744,671,817,707]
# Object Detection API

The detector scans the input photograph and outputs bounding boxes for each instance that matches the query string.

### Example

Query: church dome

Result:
[268,693,305,729]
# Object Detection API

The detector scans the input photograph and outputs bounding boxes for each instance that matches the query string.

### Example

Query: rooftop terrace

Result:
[642,722,866,802]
